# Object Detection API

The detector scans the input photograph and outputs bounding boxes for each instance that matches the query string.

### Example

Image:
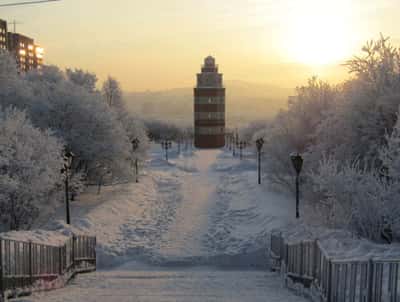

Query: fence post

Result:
[0,239,4,302]
[327,259,333,302]
[313,240,318,280]
[367,259,374,302]
[285,243,289,273]
[300,241,304,277]
[94,237,97,269]
[58,246,63,275]
[72,235,75,268]
[28,241,33,286]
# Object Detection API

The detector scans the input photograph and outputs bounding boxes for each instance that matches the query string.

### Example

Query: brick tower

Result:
[194,56,225,148]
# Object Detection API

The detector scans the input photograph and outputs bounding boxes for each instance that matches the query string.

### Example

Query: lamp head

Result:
[256,138,264,151]
[290,153,303,175]
[131,138,140,151]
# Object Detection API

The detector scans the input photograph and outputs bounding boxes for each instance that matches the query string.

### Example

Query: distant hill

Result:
[124,80,294,126]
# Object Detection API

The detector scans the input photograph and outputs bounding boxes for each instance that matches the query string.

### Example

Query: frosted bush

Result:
[310,157,400,241]
[0,107,63,230]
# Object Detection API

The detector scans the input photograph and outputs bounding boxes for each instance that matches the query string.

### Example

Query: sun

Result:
[282,0,355,66]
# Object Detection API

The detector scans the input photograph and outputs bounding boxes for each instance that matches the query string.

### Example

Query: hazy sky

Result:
[1,0,399,91]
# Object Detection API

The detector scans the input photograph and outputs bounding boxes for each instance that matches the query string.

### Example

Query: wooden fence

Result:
[270,232,400,302]
[0,235,96,300]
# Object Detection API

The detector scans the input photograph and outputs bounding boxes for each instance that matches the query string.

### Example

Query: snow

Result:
[10,144,294,269]
[15,269,307,302]
[0,229,69,246]
[277,223,400,260]
[6,144,400,301]
[9,145,308,301]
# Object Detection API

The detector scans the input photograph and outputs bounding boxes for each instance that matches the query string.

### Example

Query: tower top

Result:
[204,56,215,67]
[197,56,223,88]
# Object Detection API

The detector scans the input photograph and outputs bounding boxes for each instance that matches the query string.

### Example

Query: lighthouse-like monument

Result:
[194,56,225,148]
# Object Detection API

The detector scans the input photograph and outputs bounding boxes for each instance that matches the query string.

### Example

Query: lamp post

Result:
[161,140,172,161]
[225,133,231,150]
[131,138,140,183]
[233,130,239,157]
[61,150,74,225]
[256,138,264,184]
[290,153,303,219]
[237,141,246,160]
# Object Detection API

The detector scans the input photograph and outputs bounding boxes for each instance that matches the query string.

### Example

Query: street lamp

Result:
[233,131,238,157]
[228,133,233,151]
[225,133,231,150]
[131,138,140,183]
[161,140,172,161]
[256,138,264,184]
[290,153,303,219]
[61,150,74,225]
[237,141,246,160]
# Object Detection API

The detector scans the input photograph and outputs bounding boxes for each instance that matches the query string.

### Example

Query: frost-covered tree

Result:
[0,107,63,230]
[102,76,124,110]
[124,115,150,160]
[24,66,132,180]
[341,35,400,164]
[66,68,98,93]
[379,111,400,180]
[0,51,31,107]
[239,120,268,145]
[252,78,337,190]
[145,120,184,141]
[345,35,400,95]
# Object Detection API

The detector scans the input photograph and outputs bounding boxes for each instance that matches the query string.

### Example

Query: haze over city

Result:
[2,0,399,91]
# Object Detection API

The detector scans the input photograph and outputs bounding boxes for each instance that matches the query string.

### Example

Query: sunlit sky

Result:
[1,0,399,91]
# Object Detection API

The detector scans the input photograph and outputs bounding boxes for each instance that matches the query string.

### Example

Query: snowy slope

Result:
[11,145,311,301]
[4,145,297,270]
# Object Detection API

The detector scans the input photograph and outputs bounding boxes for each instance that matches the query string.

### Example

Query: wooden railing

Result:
[270,232,400,302]
[0,235,96,301]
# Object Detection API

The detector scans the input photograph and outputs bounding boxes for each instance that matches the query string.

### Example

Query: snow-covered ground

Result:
[11,145,308,301]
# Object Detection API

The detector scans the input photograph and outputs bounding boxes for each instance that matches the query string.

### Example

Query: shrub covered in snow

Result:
[0,107,63,230]
[309,157,400,241]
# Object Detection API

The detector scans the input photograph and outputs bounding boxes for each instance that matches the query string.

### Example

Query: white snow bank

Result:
[1,229,70,246]
[275,222,400,260]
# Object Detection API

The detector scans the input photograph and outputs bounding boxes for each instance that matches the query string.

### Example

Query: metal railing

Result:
[271,232,400,302]
[0,235,96,300]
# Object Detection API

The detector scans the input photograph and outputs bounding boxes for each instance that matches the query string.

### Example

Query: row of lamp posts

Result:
[161,140,172,161]
[61,135,303,226]
[227,131,247,160]
[161,137,193,161]
[228,133,304,219]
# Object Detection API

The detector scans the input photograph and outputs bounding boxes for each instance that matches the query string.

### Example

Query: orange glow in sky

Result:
[1,0,399,91]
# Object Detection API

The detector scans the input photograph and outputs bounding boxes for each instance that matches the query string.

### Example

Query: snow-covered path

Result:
[18,147,306,301]
[155,150,220,261]
[21,269,304,302]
